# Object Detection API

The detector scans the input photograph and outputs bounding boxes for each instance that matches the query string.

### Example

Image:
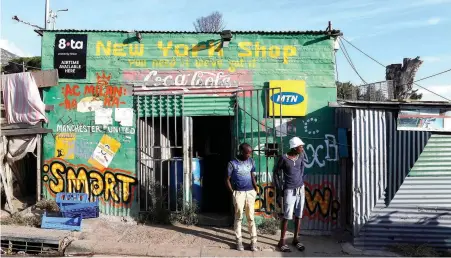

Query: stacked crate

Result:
[41,193,99,231]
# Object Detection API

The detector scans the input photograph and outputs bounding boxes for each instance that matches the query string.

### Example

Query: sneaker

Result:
[236,241,244,251]
[250,242,257,252]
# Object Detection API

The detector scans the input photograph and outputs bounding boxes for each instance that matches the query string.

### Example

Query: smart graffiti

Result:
[59,71,128,110]
[42,159,137,205]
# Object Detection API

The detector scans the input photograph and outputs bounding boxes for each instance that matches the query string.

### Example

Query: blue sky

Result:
[1,0,450,101]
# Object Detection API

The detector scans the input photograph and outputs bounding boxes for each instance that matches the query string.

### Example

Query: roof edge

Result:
[37,29,342,36]
[329,100,451,110]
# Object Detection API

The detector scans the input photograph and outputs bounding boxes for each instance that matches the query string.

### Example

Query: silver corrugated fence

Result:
[385,111,431,204]
[351,109,387,236]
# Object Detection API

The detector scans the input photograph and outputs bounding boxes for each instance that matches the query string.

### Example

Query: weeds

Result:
[138,182,199,226]
[390,243,450,257]
[170,201,199,226]
[257,218,280,235]
[169,187,198,226]
[0,213,41,227]
[138,182,171,225]
[0,199,60,227]
[35,199,60,212]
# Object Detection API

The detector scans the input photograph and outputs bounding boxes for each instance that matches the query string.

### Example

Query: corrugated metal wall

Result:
[301,174,344,232]
[351,109,432,236]
[137,95,233,117]
[349,109,451,251]
[351,109,387,236]
[385,111,431,202]
[184,96,234,116]
[409,134,451,177]
[355,133,451,251]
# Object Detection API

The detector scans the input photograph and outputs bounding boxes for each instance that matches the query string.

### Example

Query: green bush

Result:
[257,217,280,235]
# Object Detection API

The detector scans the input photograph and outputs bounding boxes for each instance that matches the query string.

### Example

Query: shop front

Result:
[41,30,343,231]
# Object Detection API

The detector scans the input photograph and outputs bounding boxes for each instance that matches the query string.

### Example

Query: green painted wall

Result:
[409,134,451,177]
[41,31,339,220]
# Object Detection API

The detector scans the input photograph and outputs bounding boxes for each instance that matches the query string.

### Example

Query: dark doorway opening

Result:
[192,116,233,226]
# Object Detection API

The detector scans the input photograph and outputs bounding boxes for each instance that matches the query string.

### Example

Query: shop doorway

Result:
[192,116,234,226]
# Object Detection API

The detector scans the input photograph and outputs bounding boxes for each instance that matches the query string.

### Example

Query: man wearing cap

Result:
[273,137,306,252]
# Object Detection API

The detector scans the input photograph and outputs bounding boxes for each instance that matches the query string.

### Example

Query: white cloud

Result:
[0,39,32,57]
[427,17,441,25]
[415,85,451,101]
[412,0,451,6]
[422,56,441,63]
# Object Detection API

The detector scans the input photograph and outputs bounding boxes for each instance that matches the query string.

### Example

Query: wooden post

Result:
[36,134,42,201]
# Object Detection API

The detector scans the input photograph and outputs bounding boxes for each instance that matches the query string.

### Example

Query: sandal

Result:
[279,245,292,252]
[293,242,305,251]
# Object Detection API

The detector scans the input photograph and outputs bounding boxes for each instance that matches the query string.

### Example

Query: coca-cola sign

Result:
[123,70,253,95]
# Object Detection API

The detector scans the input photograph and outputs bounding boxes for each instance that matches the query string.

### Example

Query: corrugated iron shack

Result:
[331,100,451,251]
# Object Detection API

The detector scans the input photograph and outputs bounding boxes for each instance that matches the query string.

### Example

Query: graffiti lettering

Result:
[304,181,340,222]
[255,172,273,183]
[56,124,136,134]
[59,71,128,110]
[303,134,338,168]
[157,41,223,57]
[128,59,147,67]
[96,41,144,57]
[42,159,137,205]
[254,183,280,217]
[254,181,340,222]
[142,70,234,88]
[123,70,254,96]
[238,42,297,64]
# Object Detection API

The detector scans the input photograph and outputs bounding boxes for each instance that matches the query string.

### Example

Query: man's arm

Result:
[226,162,234,193]
[273,156,284,193]
[250,159,258,192]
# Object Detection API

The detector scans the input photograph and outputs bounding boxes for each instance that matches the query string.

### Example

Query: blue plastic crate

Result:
[60,201,99,219]
[56,192,90,205]
[41,212,82,231]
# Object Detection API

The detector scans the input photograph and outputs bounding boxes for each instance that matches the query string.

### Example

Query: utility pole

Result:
[45,0,50,30]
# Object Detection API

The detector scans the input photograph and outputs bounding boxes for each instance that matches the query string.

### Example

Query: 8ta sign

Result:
[57,38,84,50]
[54,34,88,79]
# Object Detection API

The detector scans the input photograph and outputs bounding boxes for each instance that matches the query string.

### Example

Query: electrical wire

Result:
[338,38,367,84]
[340,36,451,102]
[340,37,385,67]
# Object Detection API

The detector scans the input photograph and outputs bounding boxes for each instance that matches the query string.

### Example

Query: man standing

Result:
[226,143,258,251]
[273,137,306,252]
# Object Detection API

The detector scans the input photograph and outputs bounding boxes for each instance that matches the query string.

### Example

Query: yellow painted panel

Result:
[268,80,308,117]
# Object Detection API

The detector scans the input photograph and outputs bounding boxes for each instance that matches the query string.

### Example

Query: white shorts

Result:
[283,185,305,220]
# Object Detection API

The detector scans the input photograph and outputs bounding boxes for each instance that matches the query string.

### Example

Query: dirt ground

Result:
[1,216,353,257]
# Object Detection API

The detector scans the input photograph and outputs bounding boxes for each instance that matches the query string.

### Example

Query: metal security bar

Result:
[136,94,184,212]
[234,88,283,215]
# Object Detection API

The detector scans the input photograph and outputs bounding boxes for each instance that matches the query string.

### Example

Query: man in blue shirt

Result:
[274,137,306,252]
[226,143,258,251]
